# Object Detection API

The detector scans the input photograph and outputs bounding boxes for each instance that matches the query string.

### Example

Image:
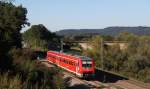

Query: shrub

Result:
[84,33,150,83]
[0,73,22,89]
[9,48,68,89]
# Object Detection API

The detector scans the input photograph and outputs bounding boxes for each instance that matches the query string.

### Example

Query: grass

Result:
[0,73,22,89]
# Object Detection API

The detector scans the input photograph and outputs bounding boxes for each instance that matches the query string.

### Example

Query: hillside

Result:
[55,26,150,36]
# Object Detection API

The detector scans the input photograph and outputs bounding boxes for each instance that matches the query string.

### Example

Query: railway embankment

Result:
[39,59,150,89]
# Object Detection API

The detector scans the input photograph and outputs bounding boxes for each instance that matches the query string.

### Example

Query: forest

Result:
[56,26,150,37]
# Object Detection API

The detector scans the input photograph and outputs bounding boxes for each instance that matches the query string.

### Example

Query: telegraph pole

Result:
[101,38,106,82]
[101,38,103,70]
[60,39,63,53]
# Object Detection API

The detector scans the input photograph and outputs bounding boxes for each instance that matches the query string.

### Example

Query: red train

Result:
[46,51,95,78]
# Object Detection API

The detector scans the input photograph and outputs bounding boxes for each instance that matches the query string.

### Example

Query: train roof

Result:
[47,51,92,61]
[79,56,92,61]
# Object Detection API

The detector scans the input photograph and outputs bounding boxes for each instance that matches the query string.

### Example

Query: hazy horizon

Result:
[15,0,150,32]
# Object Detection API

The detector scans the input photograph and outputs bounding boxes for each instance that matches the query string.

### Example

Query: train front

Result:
[80,56,95,78]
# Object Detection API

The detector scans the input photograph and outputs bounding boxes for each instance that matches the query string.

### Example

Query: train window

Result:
[62,58,64,62]
[56,56,58,60]
[69,61,72,65]
[75,63,79,66]
[68,61,70,64]
[63,59,65,63]
[72,63,75,66]
[71,62,74,65]
[82,64,92,69]
[82,60,92,69]
[64,59,66,63]
[67,60,69,64]
[64,60,66,63]
[65,60,67,64]
[71,61,73,65]
[72,62,74,66]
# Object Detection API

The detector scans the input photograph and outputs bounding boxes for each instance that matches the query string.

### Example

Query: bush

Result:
[6,48,68,89]
[0,73,22,89]
[84,33,150,83]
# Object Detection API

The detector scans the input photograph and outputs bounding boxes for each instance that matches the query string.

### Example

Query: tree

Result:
[85,32,150,82]
[23,24,59,51]
[0,0,15,3]
[0,1,28,49]
[0,1,28,71]
[83,36,104,67]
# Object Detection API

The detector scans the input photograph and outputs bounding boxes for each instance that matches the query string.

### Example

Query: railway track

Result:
[39,60,107,88]
[39,59,150,89]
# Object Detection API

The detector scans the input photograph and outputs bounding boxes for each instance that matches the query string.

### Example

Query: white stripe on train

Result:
[47,59,82,77]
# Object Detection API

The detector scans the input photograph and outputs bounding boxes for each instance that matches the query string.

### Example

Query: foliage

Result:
[0,73,22,89]
[0,1,28,71]
[0,61,68,89]
[23,24,59,51]
[8,48,68,89]
[0,2,67,89]
[0,1,28,49]
[84,32,150,82]
[1,0,15,2]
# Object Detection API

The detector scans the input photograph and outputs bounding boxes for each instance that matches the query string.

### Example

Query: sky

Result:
[15,0,150,32]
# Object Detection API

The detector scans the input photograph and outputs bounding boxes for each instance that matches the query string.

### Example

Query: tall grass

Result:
[0,73,22,89]
[2,48,69,89]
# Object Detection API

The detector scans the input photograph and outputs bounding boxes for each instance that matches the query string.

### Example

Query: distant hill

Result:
[55,26,150,36]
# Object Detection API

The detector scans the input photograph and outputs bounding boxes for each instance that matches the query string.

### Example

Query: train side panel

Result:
[46,51,95,78]
[47,51,82,76]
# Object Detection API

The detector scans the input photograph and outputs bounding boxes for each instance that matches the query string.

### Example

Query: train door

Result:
[52,56,55,63]
[75,60,80,76]
[57,56,60,66]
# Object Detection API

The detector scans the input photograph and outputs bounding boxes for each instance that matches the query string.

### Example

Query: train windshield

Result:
[81,56,92,69]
